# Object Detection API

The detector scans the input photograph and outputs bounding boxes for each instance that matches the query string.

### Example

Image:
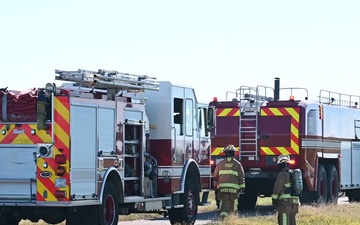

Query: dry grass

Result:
[207,201,360,225]
[19,193,360,225]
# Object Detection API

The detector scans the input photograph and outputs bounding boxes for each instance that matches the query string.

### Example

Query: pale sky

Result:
[1,1,359,103]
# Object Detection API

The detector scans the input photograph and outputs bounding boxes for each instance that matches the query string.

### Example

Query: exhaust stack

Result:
[274,77,280,101]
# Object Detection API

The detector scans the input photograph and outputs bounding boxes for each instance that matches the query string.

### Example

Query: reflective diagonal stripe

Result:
[260,107,300,155]
[217,108,240,117]
[219,170,239,176]
[36,96,70,202]
[211,146,240,155]
[0,124,52,144]
[218,183,241,189]
[211,147,224,156]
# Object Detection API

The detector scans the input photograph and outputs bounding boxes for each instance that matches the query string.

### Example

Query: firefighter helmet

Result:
[222,145,238,153]
[277,154,290,164]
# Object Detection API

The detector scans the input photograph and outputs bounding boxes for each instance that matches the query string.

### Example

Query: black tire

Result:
[326,164,339,204]
[169,179,199,225]
[299,191,316,205]
[43,217,65,224]
[42,209,66,224]
[99,182,119,225]
[168,208,181,225]
[238,191,257,211]
[316,164,328,204]
[5,216,20,225]
[66,206,98,225]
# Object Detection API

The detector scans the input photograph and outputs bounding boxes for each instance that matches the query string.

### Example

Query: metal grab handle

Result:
[172,126,177,162]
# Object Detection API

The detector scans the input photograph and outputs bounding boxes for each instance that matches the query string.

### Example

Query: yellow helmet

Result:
[277,155,290,164]
[222,144,238,153]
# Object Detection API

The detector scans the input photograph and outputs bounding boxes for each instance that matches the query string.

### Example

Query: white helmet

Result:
[222,144,238,153]
[277,155,290,164]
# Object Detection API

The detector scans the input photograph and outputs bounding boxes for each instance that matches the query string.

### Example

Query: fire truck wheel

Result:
[326,164,339,204]
[5,216,21,225]
[43,216,65,224]
[316,165,328,204]
[238,191,257,211]
[43,209,66,224]
[169,179,198,224]
[99,182,119,225]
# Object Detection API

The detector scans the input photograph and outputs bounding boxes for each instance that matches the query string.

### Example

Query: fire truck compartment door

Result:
[259,107,300,155]
[0,145,36,200]
[70,104,99,198]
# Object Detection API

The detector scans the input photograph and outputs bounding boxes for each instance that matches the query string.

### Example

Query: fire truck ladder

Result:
[236,86,267,159]
[237,86,259,159]
[55,69,159,100]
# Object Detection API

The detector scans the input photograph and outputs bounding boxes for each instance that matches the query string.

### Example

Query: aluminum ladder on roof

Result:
[55,69,160,100]
[236,85,273,160]
[237,86,259,160]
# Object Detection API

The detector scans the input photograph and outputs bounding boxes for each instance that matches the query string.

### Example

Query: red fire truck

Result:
[210,78,360,210]
[0,69,214,225]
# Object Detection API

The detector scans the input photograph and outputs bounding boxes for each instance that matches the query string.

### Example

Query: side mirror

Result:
[207,107,215,130]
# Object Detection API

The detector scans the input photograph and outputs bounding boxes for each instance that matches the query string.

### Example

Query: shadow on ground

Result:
[149,205,276,223]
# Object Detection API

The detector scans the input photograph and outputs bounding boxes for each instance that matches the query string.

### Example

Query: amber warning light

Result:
[289,159,295,165]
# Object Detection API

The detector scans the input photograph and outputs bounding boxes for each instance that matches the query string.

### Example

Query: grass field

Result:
[19,192,360,225]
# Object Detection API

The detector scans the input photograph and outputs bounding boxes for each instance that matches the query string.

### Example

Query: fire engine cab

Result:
[0,69,214,225]
[210,78,360,210]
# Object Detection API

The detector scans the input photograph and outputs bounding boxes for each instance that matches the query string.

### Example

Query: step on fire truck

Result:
[0,69,214,225]
[210,78,360,210]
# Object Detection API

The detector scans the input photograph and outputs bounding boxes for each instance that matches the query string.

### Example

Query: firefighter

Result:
[213,144,245,218]
[271,155,299,225]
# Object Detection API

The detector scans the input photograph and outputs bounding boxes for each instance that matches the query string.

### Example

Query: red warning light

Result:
[213,97,218,102]
[289,95,295,101]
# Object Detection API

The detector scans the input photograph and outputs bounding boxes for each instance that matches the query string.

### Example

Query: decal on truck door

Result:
[260,107,300,155]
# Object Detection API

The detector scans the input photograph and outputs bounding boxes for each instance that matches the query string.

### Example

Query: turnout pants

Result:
[276,199,299,225]
[218,188,238,217]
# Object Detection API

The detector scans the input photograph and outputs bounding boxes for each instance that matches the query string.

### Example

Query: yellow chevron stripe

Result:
[212,147,223,155]
[290,124,299,138]
[29,124,52,143]
[0,125,14,142]
[276,147,290,155]
[260,109,266,116]
[285,107,299,122]
[54,98,70,123]
[54,122,70,149]
[218,108,232,117]
[291,140,299,153]
[12,133,33,144]
[269,108,283,116]
[233,110,240,116]
[261,147,275,155]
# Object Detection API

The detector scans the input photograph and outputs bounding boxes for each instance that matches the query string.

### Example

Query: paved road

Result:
[119,197,349,225]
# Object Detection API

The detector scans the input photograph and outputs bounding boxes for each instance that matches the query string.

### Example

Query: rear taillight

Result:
[55,154,67,164]
[56,166,66,176]
[55,190,66,198]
